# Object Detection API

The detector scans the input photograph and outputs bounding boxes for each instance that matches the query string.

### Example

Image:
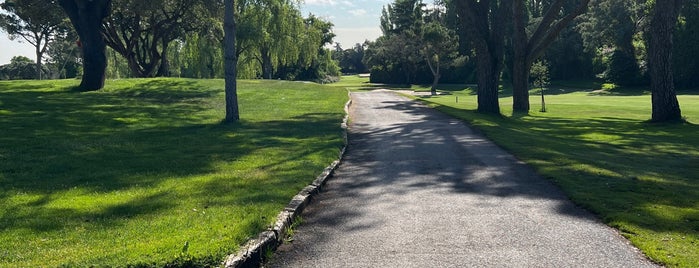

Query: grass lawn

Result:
[0,78,348,267]
[376,80,697,267]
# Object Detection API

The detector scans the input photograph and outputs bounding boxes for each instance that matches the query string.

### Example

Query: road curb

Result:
[222,93,352,268]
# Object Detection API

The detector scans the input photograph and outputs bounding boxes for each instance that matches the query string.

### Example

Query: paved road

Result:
[268,90,657,267]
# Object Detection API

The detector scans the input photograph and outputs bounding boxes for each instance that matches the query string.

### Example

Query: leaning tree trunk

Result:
[425,54,441,95]
[648,0,683,122]
[224,0,240,122]
[58,0,111,91]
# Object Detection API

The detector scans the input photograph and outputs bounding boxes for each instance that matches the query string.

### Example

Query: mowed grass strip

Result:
[405,83,698,267]
[0,78,348,267]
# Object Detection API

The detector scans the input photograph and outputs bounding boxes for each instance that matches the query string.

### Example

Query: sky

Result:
[0,0,389,65]
[299,0,389,49]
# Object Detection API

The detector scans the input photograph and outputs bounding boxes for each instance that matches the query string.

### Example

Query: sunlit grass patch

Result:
[0,78,348,267]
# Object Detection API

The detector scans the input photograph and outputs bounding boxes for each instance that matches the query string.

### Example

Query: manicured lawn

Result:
[0,78,348,267]
[401,82,698,267]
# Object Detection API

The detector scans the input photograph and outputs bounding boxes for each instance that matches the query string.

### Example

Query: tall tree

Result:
[453,0,511,114]
[235,0,306,79]
[421,20,461,94]
[648,0,683,122]
[102,0,213,77]
[224,0,239,122]
[512,0,590,112]
[58,0,111,91]
[365,0,427,85]
[0,0,66,80]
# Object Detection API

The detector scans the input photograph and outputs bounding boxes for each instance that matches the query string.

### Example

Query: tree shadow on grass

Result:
[429,103,699,236]
[0,80,345,237]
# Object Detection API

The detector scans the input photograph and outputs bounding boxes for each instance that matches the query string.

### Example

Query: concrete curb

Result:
[223,93,352,268]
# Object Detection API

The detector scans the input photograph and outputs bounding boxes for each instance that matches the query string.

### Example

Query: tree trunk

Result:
[260,47,273,79]
[58,0,111,91]
[510,0,590,113]
[425,54,440,95]
[512,0,530,112]
[475,51,501,114]
[224,0,240,122]
[454,0,510,115]
[512,56,531,112]
[648,0,683,122]
[35,49,42,80]
[157,40,170,77]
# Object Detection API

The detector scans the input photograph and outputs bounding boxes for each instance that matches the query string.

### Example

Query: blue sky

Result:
[0,0,389,64]
[300,0,389,48]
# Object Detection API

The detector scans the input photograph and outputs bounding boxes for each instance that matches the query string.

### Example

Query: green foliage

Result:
[530,60,550,88]
[368,0,468,85]
[334,42,369,74]
[0,78,348,267]
[673,1,699,89]
[0,56,46,80]
[104,0,221,77]
[0,0,67,79]
[607,49,645,86]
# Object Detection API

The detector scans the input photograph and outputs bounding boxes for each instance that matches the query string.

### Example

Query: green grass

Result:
[0,78,348,267]
[345,76,699,267]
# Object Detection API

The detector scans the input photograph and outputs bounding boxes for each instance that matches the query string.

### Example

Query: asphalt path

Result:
[267,90,658,267]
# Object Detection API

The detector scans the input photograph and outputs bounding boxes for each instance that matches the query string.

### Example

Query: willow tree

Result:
[511,0,590,112]
[236,0,304,79]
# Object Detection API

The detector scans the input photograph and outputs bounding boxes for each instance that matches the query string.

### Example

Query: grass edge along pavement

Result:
[223,91,350,268]
[392,81,698,268]
[0,78,349,267]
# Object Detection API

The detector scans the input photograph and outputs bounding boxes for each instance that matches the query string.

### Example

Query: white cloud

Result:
[304,0,339,6]
[332,27,382,47]
[348,9,367,16]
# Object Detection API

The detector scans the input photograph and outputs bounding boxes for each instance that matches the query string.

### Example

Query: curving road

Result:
[267,90,657,267]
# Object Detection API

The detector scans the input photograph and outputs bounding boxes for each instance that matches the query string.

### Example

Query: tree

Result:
[365,0,427,85]
[102,0,216,77]
[335,42,369,74]
[45,27,82,79]
[511,0,590,113]
[578,0,647,86]
[0,0,66,80]
[453,0,511,114]
[58,0,111,91]
[0,55,41,80]
[421,20,461,94]
[647,0,683,122]
[224,0,239,122]
[235,0,307,79]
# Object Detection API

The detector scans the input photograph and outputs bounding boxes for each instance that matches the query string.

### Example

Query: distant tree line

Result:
[363,0,699,93]
[0,0,339,83]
